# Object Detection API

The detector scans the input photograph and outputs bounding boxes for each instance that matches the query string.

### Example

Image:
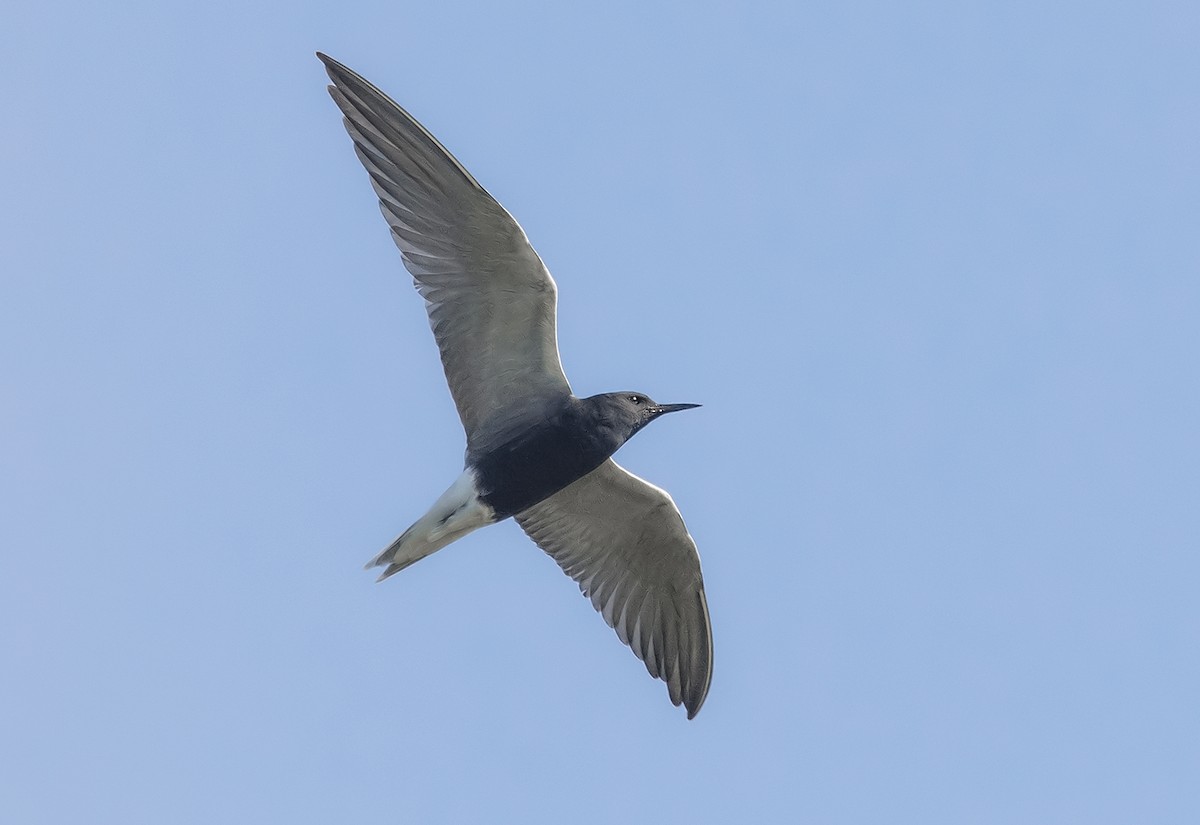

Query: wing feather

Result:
[516,460,713,718]
[320,54,571,441]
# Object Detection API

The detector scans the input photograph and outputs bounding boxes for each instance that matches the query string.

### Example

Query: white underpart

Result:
[367,469,495,579]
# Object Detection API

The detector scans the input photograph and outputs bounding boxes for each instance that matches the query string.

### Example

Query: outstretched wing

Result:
[515,460,713,718]
[320,54,571,441]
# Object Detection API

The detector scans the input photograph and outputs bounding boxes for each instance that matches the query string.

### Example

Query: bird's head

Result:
[585,392,701,445]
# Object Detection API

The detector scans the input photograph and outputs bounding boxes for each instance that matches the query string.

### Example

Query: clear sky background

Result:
[4,1,1198,822]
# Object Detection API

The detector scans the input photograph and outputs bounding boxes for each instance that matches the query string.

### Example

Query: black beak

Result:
[650,402,702,417]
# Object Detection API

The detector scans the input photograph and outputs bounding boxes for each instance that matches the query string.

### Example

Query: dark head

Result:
[583,392,701,450]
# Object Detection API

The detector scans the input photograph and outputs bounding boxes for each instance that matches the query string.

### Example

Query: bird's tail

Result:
[366,469,496,581]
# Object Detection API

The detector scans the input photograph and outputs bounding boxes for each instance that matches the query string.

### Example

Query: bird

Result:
[318,53,713,718]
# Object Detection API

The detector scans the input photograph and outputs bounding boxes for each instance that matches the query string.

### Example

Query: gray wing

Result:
[515,460,713,718]
[319,54,571,440]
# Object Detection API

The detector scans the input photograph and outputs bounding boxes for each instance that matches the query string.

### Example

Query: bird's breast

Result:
[469,418,614,518]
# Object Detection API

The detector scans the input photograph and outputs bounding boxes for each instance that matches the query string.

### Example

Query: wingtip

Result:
[686,588,714,720]
[316,52,351,83]
[683,676,708,719]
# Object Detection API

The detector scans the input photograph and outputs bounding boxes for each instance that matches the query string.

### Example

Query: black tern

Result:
[319,53,713,718]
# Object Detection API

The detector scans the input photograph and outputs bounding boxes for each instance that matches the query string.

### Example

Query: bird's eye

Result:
[630,395,642,404]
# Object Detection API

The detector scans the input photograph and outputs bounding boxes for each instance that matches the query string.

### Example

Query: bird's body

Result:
[320,53,713,718]
[472,393,699,518]
[472,394,622,518]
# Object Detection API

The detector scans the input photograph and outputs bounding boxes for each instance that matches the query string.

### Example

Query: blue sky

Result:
[3,1,1198,822]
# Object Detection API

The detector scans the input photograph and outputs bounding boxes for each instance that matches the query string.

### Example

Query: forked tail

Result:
[366,469,496,582]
